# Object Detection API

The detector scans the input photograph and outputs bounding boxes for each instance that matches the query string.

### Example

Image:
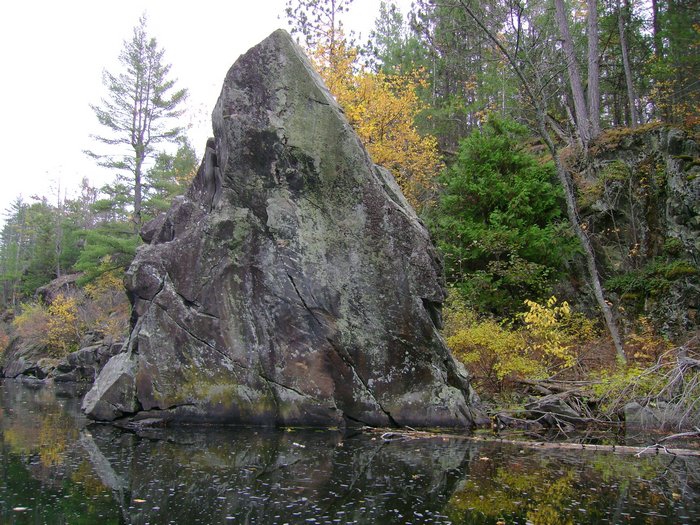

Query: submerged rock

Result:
[83,29,481,428]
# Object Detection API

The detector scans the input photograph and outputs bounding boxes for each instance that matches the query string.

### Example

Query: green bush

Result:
[429,117,577,316]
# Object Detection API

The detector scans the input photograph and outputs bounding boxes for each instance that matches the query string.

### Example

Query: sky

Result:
[0,0,411,228]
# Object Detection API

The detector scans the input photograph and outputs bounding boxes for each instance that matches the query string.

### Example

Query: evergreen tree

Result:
[431,119,576,316]
[364,1,427,74]
[0,198,29,308]
[286,0,443,208]
[86,15,188,231]
[649,0,700,122]
[142,139,198,220]
[410,0,517,151]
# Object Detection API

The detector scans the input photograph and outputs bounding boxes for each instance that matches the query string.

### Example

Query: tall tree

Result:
[554,0,592,146]
[87,15,188,231]
[587,0,601,137]
[286,0,443,208]
[410,0,508,150]
[364,1,428,74]
[0,198,29,308]
[285,0,355,64]
[648,0,699,122]
[142,139,198,219]
[617,0,638,127]
[455,0,626,361]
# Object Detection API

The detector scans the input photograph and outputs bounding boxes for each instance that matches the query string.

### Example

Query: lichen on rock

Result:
[82,29,482,428]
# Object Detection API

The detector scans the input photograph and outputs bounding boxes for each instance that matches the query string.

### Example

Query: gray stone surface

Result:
[82,352,139,420]
[51,341,123,383]
[586,125,699,335]
[83,29,481,428]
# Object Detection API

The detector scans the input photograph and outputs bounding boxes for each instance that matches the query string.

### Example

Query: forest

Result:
[1,0,698,429]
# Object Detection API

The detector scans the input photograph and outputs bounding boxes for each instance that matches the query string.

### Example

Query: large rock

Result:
[584,125,699,335]
[83,29,481,428]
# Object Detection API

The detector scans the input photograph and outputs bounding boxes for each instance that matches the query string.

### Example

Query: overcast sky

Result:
[0,0,411,227]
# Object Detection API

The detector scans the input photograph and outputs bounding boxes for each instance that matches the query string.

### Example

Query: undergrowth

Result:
[443,289,700,429]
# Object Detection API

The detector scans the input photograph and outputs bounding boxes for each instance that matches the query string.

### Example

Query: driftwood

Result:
[505,336,700,432]
[368,427,700,457]
[516,378,597,395]
[468,435,700,457]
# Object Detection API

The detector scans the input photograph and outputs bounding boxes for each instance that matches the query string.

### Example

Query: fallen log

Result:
[365,427,700,457]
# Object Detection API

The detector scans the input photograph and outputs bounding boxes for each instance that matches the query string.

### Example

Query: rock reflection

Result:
[2,380,700,525]
[83,424,470,524]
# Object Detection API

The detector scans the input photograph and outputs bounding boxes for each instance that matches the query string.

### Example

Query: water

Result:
[1,379,699,524]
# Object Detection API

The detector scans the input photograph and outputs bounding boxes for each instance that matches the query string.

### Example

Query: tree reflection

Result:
[1,380,700,524]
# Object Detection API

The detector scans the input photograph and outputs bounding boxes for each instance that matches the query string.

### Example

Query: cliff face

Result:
[580,125,699,335]
[82,30,481,428]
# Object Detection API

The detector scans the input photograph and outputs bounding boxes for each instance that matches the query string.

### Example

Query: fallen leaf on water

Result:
[134,499,147,503]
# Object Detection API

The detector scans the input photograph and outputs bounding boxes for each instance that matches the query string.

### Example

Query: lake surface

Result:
[1,379,699,524]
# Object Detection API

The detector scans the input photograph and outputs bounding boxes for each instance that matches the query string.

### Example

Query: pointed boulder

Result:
[83,29,481,428]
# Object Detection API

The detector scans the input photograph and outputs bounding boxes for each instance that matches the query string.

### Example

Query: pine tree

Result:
[142,139,198,220]
[86,15,188,231]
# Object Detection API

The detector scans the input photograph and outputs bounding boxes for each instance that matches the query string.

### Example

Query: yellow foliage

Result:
[82,268,130,340]
[46,294,81,355]
[13,302,50,350]
[626,316,672,363]
[83,268,124,300]
[444,293,596,391]
[13,294,83,357]
[310,33,442,208]
[0,327,10,354]
[447,315,538,385]
[521,296,577,367]
[38,412,75,467]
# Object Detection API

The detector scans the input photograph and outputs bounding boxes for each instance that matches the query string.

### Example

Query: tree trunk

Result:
[554,0,591,146]
[54,183,62,278]
[651,0,662,58]
[12,217,25,309]
[587,0,601,138]
[618,0,638,127]
[537,117,626,361]
[134,154,143,231]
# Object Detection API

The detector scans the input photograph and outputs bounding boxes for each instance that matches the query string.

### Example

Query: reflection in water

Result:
[1,379,699,524]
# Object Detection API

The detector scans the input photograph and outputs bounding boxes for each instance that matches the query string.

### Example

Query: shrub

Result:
[13,293,83,357]
[13,302,51,352]
[520,296,596,368]
[430,118,577,317]
[0,326,11,356]
[592,365,661,414]
[81,267,130,341]
[46,294,81,355]
[444,293,596,392]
